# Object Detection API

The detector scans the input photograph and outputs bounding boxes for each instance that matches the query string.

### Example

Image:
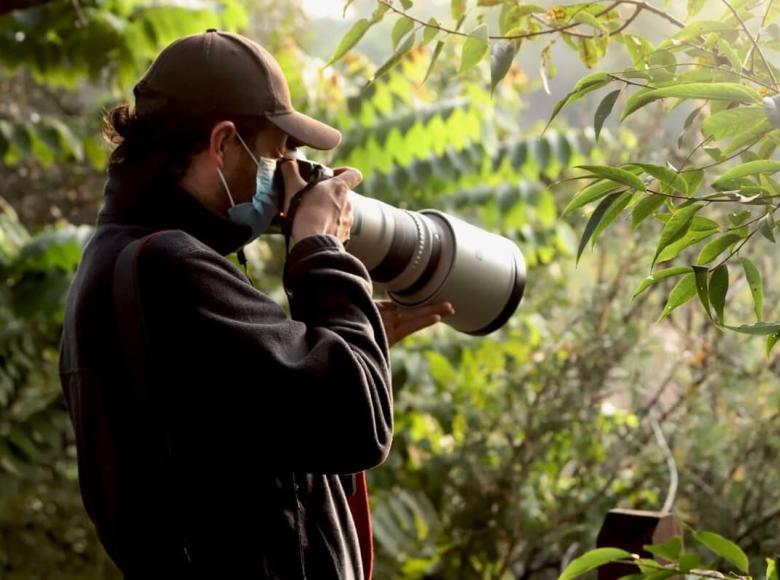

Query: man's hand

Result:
[278,160,360,245]
[375,300,455,348]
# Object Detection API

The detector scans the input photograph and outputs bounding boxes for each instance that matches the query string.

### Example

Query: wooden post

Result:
[596,509,680,579]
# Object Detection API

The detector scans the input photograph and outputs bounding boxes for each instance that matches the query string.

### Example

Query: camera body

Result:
[268,157,526,336]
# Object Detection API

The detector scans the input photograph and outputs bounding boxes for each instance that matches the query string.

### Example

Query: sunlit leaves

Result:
[696,233,743,265]
[713,161,780,190]
[633,266,691,299]
[630,163,689,195]
[644,536,682,562]
[741,257,763,321]
[631,195,665,228]
[563,180,624,216]
[653,203,704,266]
[693,531,750,574]
[392,17,415,49]
[559,548,632,580]
[649,83,761,104]
[327,19,372,66]
[659,273,697,320]
[545,72,611,131]
[460,24,488,74]
[594,89,620,142]
[709,264,729,323]
[375,31,417,80]
[702,107,767,141]
[490,40,518,93]
[693,265,711,318]
[576,192,622,263]
[576,165,645,191]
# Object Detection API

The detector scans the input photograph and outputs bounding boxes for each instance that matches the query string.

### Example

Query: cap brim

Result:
[266,110,341,151]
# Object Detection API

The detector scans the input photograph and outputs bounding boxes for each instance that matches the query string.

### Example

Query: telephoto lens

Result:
[274,155,526,336]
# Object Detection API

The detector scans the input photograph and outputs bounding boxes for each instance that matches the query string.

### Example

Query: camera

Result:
[269,156,526,336]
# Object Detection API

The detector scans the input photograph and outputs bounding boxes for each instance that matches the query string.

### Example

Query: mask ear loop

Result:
[216,167,236,208]
[234,131,261,165]
[216,166,254,286]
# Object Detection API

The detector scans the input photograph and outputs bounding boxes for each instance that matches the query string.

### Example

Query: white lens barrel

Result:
[346,191,526,335]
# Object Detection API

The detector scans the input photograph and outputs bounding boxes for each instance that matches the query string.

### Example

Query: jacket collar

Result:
[97,164,252,256]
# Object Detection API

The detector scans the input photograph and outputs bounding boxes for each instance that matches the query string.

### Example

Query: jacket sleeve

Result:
[136,232,393,474]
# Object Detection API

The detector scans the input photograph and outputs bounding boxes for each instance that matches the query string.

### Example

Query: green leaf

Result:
[422,17,439,45]
[326,18,372,66]
[643,536,682,562]
[766,557,779,580]
[688,0,708,18]
[424,40,444,82]
[693,265,711,318]
[741,257,763,321]
[722,118,773,155]
[559,548,632,580]
[375,31,416,80]
[564,180,624,216]
[622,87,663,120]
[633,266,692,299]
[426,351,456,384]
[702,106,766,140]
[696,232,743,265]
[545,72,612,131]
[674,19,735,41]
[659,273,697,320]
[649,83,761,104]
[460,24,489,74]
[577,165,645,191]
[451,0,466,20]
[693,531,749,573]
[768,332,780,355]
[577,193,621,264]
[681,170,704,195]
[653,203,703,266]
[679,552,702,573]
[760,213,776,243]
[594,89,621,143]
[490,41,517,93]
[713,160,780,190]
[726,322,780,335]
[590,190,635,247]
[632,195,666,228]
[709,264,729,323]
[657,226,718,263]
[392,17,415,49]
[573,10,607,33]
[630,163,689,195]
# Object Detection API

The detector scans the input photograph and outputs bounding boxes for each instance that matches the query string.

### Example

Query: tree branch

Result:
[719,0,779,88]
[378,0,655,41]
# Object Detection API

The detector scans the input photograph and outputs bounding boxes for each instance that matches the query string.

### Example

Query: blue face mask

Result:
[216,132,281,244]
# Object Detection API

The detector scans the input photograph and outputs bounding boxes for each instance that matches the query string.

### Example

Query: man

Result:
[59,29,453,578]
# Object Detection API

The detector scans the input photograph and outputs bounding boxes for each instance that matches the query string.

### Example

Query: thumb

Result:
[278,159,307,213]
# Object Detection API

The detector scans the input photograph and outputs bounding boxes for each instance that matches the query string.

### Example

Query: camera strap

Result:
[281,164,330,287]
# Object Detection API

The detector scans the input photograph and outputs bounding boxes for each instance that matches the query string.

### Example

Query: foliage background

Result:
[1,0,779,578]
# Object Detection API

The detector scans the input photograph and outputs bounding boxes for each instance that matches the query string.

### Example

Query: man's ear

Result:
[208,120,236,170]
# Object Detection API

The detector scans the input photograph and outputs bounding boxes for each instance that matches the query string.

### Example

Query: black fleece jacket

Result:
[58,166,393,578]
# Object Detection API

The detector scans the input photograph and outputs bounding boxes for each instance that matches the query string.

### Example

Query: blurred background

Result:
[1,0,779,578]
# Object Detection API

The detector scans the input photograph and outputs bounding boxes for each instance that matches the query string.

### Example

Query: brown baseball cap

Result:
[133,29,341,150]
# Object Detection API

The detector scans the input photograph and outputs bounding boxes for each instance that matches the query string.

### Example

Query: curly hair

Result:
[102,104,269,185]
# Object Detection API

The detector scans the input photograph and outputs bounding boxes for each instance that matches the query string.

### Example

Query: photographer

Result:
[59,30,453,579]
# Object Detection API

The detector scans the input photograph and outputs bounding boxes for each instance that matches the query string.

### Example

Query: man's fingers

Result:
[279,160,307,207]
[394,314,443,340]
[332,167,363,190]
[396,302,454,322]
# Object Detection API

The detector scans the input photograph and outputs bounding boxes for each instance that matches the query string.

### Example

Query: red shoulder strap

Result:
[346,471,373,579]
